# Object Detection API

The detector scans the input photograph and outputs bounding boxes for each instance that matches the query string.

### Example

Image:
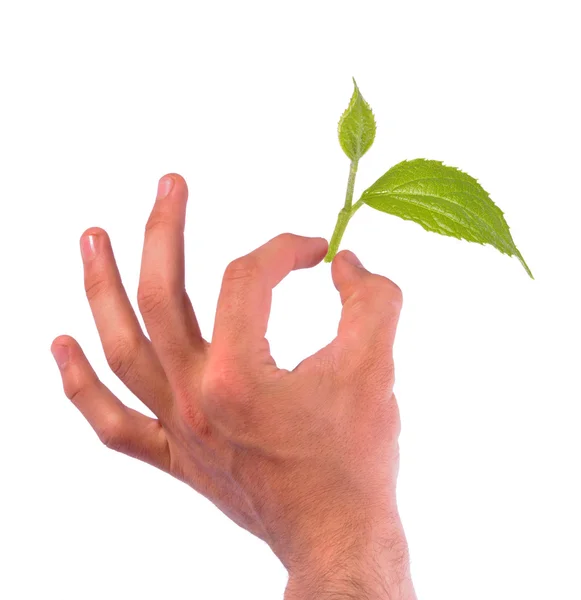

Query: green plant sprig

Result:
[323,78,533,279]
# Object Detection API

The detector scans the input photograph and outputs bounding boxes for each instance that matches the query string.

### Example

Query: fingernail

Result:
[80,234,98,261]
[157,175,174,199]
[343,250,365,269]
[52,344,70,369]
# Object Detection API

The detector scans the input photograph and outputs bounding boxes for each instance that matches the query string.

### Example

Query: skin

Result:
[51,173,416,599]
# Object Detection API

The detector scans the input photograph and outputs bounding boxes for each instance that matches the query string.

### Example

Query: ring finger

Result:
[81,227,173,421]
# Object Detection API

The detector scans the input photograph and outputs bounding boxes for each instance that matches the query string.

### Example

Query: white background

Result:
[1,1,579,598]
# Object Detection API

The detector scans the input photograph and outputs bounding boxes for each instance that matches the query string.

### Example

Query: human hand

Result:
[51,174,415,599]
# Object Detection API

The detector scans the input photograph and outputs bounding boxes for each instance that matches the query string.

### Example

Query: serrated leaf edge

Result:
[360,158,534,278]
[337,78,377,160]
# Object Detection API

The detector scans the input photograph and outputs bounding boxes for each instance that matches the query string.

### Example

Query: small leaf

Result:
[360,159,533,278]
[338,77,376,161]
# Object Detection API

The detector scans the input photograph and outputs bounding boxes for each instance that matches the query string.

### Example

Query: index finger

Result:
[211,233,328,363]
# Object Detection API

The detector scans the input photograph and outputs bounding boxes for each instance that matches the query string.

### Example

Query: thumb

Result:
[331,250,403,360]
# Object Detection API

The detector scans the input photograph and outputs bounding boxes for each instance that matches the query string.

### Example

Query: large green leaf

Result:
[360,159,533,278]
[338,78,376,161]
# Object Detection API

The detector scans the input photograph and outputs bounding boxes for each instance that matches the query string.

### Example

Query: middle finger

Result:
[138,174,205,388]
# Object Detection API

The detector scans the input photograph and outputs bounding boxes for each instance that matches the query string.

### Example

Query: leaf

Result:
[338,77,377,161]
[359,159,533,278]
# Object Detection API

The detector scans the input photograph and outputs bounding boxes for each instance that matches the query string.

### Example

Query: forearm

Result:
[284,518,416,600]
[286,568,415,600]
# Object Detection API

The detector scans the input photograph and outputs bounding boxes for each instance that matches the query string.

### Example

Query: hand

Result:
[51,174,415,599]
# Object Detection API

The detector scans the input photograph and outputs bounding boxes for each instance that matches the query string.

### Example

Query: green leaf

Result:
[338,77,376,161]
[359,159,533,278]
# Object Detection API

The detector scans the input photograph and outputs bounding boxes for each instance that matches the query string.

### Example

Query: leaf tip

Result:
[337,77,376,161]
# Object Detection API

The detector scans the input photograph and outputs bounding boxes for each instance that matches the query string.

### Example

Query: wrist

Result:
[284,513,416,600]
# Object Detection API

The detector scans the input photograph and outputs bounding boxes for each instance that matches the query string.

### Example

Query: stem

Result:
[325,208,351,262]
[324,159,360,262]
[344,159,359,210]
[351,196,365,213]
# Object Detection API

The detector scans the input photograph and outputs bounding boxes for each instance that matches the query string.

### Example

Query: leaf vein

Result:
[366,191,514,253]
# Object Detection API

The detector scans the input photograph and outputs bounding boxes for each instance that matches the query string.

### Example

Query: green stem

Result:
[325,208,351,262]
[324,159,361,262]
[351,196,365,213]
[344,159,359,210]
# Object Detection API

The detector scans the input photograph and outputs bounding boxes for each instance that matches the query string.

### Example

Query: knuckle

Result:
[201,367,237,402]
[66,373,98,404]
[67,384,84,404]
[84,276,108,302]
[223,256,261,283]
[137,281,169,317]
[201,362,253,411]
[105,336,140,379]
[274,232,296,245]
[144,212,171,235]
[370,275,403,307]
[97,414,126,451]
